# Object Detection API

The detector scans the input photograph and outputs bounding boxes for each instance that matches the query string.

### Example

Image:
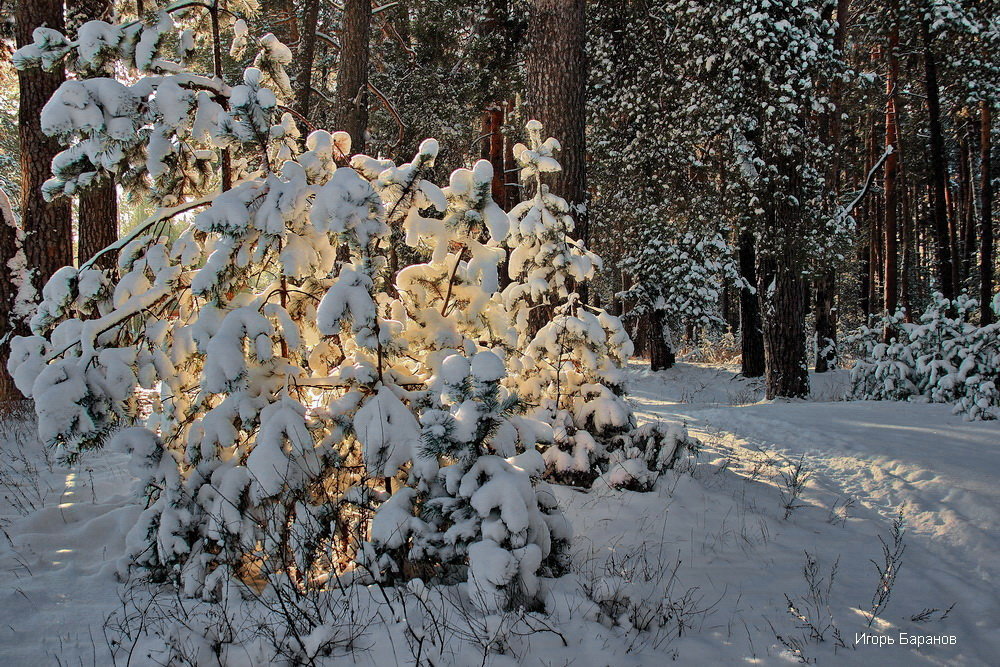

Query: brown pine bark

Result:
[78,193,118,269]
[69,0,118,269]
[883,0,900,338]
[648,309,675,371]
[900,147,914,321]
[814,0,850,371]
[738,230,765,378]
[294,0,322,119]
[482,107,508,209]
[760,258,809,399]
[945,173,962,290]
[333,0,371,153]
[922,18,955,300]
[982,102,995,324]
[814,273,837,371]
[525,0,588,246]
[859,112,878,320]
[958,132,975,283]
[870,196,882,312]
[759,144,810,399]
[16,0,73,299]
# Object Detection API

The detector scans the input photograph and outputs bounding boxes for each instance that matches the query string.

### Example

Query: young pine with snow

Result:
[7,12,694,614]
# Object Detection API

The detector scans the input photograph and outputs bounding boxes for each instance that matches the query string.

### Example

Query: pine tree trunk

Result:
[958,133,975,284]
[982,102,995,324]
[945,176,961,293]
[78,193,117,269]
[648,309,675,371]
[69,0,118,269]
[859,113,878,320]
[814,272,837,372]
[294,0,321,119]
[814,0,850,370]
[900,150,914,321]
[16,0,73,299]
[759,147,810,399]
[738,230,765,377]
[0,191,25,400]
[883,1,900,337]
[760,260,809,399]
[333,0,371,153]
[483,107,507,209]
[525,0,587,246]
[922,18,955,300]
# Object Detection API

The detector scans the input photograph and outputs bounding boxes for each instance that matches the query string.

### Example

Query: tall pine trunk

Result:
[814,0,850,371]
[760,151,809,399]
[900,147,914,320]
[69,0,118,269]
[760,259,809,399]
[882,0,900,338]
[815,0,851,373]
[648,309,675,371]
[738,230,765,377]
[922,18,955,300]
[333,0,371,153]
[815,273,837,371]
[15,0,73,304]
[982,102,995,324]
[525,0,588,246]
[294,0,322,119]
[958,133,975,284]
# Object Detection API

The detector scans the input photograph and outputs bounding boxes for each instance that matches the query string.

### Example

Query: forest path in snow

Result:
[622,362,1000,664]
[0,444,135,665]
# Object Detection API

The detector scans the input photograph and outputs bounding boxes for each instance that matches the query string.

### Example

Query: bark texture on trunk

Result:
[982,102,995,324]
[525,0,588,245]
[815,0,850,370]
[760,261,809,399]
[16,0,73,297]
[738,230,765,378]
[482,106,508,210]
[69,0,118,270]
[882,0,900,336]
[294,0,322,119]
[648,309,675,371]
[922,20,955,300]
[814,272,837,372]
[759,149,810,399]
[333,0,371,154]
[78,192,118,269]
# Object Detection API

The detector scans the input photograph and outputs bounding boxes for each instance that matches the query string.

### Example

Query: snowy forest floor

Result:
[0,362,998,666]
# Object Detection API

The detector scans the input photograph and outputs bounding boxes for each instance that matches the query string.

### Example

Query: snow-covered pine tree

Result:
[9,14,575,607]
[848,292,1000,420]
[8,13,697,611]
[351,155,570,611]
[503,121,698,488]
[618,228,739,371]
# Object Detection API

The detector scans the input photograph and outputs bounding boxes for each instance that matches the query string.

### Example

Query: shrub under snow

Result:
[848,293,1000,420]
[10,14,697,613]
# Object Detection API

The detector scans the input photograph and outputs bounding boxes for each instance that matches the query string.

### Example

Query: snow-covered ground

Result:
[1,362,998,665]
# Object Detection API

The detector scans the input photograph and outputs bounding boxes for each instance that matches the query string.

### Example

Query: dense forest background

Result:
[0,0,996,401]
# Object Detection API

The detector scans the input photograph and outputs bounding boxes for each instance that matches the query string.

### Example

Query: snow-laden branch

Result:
[79,196,215,272]
[836,145,894,224]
